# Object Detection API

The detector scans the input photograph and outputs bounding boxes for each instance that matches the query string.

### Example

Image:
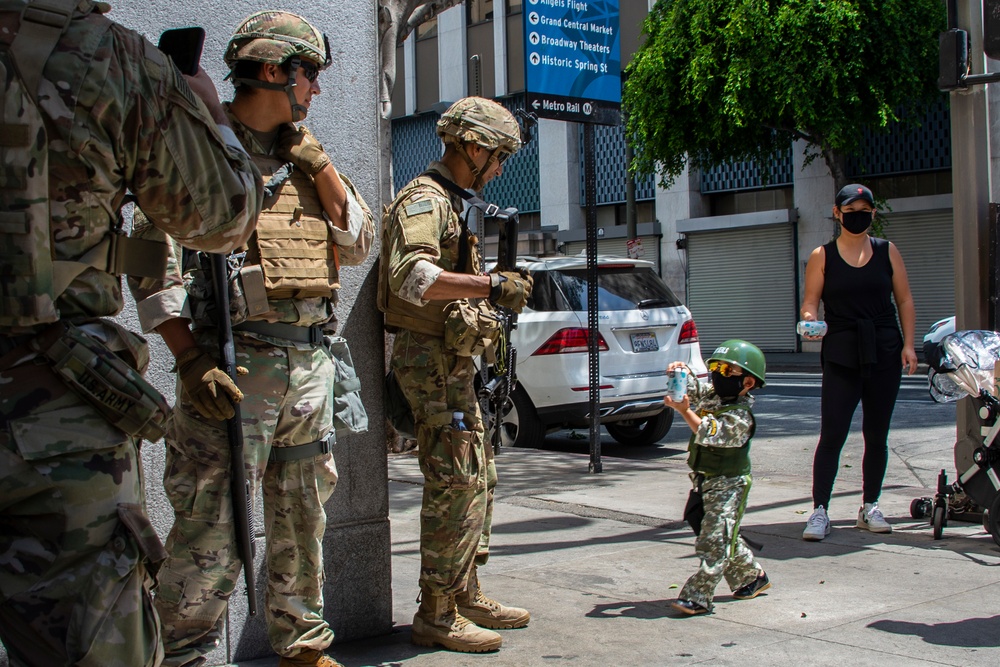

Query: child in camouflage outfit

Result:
[664,339,771,615]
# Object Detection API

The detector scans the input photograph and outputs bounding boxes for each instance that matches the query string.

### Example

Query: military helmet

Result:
[708,339,766,388]
[436,97,522,154]
[225,11,331,70]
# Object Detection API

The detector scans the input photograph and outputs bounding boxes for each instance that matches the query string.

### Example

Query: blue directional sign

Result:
[524,0,620,125]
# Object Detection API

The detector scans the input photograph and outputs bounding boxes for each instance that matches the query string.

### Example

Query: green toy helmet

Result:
[707,339,766,388]
[225,11,331,122]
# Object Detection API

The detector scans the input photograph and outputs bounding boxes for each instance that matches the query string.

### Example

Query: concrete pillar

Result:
[494,0,508,97]
[538,118,584,235]
[0,3,390,665]
[655,165,706,302]
[791,139,837,353]
[437,4,467,104]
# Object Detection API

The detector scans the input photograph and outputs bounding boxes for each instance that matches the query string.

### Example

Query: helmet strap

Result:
[284,57,308,122]
[457,143,486,191]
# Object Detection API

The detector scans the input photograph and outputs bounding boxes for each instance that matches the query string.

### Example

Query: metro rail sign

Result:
[524,0,621,126]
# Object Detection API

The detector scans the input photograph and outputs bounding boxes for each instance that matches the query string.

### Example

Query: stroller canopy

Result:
[928,330,1000,403]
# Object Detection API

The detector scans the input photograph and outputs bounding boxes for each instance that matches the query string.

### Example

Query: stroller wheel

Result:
[910,497,931,519]
[932,503,947,540]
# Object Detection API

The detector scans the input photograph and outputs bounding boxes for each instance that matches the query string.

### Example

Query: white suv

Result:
[487,255,708,448]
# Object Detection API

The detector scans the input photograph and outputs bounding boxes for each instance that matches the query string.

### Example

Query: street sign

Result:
[523,0,621,126]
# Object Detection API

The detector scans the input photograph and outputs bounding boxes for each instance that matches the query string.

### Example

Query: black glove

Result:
[489,270,533,313]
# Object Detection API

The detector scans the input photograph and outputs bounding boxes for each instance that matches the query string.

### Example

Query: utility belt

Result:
[233,320,325,346]
[2,322,169,441]
[269,433,333,463]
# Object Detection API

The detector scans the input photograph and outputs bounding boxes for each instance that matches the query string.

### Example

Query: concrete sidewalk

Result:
[244,394,1000,667]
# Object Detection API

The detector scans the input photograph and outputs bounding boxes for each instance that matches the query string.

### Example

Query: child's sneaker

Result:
[856,502,892,533]
[671,599,709,616]
[802,505,831,541]
[732,572,771,600]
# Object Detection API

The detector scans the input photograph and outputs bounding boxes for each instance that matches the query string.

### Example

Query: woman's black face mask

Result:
[840,210,872,234]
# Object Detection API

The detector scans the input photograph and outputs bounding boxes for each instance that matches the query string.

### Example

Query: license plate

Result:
[630,332,659,353]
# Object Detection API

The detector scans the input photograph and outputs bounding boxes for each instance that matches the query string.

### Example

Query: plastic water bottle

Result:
[451,411,467,431]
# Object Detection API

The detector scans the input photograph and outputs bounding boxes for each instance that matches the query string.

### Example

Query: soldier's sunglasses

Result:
[496,150,512,166]
[299,61,320,83]
[708,361,743,377]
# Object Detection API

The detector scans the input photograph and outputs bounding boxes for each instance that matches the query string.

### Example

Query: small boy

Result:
[664,339,771,615]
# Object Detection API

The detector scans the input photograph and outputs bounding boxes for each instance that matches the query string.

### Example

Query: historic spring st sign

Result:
[524,0,621,125]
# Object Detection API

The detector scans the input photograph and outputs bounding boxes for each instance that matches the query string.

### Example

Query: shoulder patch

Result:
[405,200,434,216]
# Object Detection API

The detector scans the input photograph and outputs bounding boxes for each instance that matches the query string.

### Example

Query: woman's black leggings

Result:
[812,359,902,509]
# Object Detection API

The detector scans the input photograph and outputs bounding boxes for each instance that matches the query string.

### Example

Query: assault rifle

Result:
[209,253,258,616]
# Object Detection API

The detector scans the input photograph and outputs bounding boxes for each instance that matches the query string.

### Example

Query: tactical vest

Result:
[243,152,339,301]
[0,0,166,332]
[687,405,755,478]
[378,174,478,337]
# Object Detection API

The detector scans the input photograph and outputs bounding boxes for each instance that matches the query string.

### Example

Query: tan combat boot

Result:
[456,567,530,629]
[277,648,344,667]
[411,587,502,652]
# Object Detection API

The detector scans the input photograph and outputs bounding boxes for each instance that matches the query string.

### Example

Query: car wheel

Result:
[605,410,674,447]
[483,386,545,449]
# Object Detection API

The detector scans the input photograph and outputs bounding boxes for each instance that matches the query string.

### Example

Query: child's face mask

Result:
[711,371,744,399]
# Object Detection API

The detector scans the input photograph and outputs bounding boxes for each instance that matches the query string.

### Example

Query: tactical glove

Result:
[275,124,331,176]
[176,347,245,421]
[489,270,533,313]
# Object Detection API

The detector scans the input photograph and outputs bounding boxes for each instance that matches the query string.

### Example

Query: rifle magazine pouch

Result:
[36,324,169,441]
[443,299,501,359]
[384,369,416,440]
[327,335,368,439]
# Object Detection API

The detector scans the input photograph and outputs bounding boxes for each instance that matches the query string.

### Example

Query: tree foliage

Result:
[622,0,947,188]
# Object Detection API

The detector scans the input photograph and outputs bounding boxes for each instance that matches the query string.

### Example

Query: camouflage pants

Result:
[391,330,497,597]
[0,351,164,667]
[155,334,338,666]
[679,474,761,611]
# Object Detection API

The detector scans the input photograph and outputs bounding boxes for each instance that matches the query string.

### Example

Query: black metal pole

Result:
[584,123,601,474]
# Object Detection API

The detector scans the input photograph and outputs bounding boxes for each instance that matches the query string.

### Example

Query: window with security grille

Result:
[467,0,493,25]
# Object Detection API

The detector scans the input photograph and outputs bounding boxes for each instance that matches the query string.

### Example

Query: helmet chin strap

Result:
[284,57,308,122]
[458,143,501,191]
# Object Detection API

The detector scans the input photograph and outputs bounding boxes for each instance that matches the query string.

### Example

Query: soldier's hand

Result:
[176,347,244,421]
[183,70,228,126]
[489,270,533,313]
[275,125,331,176]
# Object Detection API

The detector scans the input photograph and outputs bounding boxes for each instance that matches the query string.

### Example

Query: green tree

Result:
[623,0,947,189]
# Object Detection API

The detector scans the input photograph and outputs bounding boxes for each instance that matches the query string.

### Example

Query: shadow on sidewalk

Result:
[867,615,1000,647]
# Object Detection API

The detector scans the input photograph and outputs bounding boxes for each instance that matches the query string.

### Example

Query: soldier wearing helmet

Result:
[663,340,772,616]
[377,96,532,653]
[128,10,373,667]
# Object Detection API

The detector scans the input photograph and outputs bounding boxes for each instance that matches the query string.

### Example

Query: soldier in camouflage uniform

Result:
[663,340,772,616]
[128,11,373,667]
[0,0,262,665]
[378,97,533,653]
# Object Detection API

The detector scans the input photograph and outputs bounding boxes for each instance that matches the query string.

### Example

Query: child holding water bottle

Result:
[663,340,771,615]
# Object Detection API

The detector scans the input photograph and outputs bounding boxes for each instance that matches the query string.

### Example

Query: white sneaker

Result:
[857,502,892,533]
[802,506,831,541]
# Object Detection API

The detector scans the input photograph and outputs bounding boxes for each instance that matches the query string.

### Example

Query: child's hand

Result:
[666,361,688,374]
[663,393,690,413]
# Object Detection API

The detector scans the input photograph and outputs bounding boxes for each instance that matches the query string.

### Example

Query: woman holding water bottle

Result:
[799,183,918,541]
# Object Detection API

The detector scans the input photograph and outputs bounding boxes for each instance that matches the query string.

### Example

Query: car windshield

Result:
[529,266,682,312]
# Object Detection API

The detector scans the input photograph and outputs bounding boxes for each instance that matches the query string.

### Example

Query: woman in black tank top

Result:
[797,184,918,542]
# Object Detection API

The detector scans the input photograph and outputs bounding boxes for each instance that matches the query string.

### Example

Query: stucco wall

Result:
[0,2,390,665]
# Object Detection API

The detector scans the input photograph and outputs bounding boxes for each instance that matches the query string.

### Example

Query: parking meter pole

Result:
[584,123,602,474]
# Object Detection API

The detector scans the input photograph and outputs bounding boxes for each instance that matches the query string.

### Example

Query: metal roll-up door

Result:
[686,224,798,352]
[562,235,661,266]
[882,209,954,337]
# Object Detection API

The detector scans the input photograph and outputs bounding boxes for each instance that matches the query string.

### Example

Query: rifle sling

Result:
[423,172,506,274]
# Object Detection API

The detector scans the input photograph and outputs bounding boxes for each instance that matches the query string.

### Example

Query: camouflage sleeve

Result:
[386,192,452,304]
[126,210,191,334]
[331,172,374,266]
[694,406,753,448]
[123,31,262,254]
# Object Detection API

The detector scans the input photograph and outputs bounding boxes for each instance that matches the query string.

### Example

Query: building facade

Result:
[390,0,959,353]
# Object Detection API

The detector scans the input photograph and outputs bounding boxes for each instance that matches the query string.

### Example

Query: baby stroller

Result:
[917,330,1000,545]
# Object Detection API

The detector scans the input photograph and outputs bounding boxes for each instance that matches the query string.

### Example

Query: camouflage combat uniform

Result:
[382,161,495,597]
[129,104,373,665]
[0,1,262,665]
[678,378,763,611]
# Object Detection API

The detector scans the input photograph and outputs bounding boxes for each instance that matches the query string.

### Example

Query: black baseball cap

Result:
[835,183,874,207]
